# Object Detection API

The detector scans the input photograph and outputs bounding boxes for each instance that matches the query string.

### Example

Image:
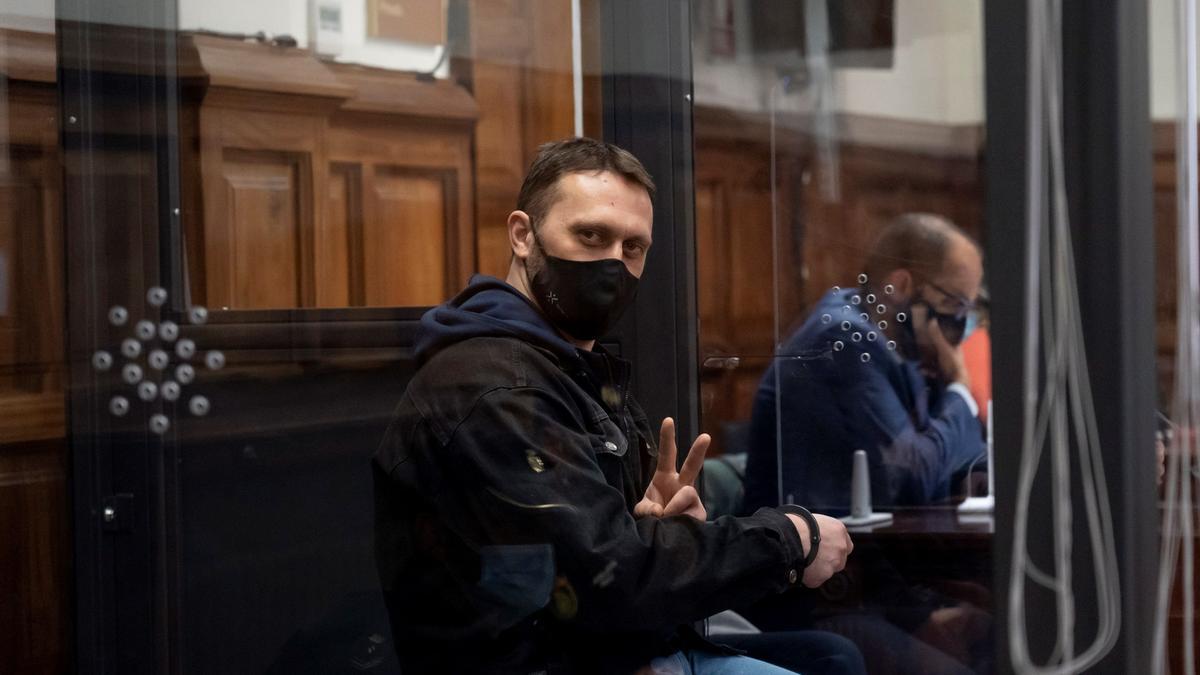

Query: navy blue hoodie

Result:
[416,275,582,368]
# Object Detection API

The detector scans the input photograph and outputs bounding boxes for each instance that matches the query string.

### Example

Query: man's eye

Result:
[624,242,646,257]
[579,230,602,244]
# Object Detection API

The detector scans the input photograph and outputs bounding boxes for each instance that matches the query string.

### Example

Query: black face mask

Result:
[527,236,639,341]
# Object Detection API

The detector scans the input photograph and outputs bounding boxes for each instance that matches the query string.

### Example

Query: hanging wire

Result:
[1007,0,1123,671]
[1153,0,1200,670]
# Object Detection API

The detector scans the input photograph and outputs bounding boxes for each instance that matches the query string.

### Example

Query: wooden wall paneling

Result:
[0,86,66,421]
[183,35,350,311]
[472,36,532,279]
[695,180,729,349]
[580,0,605,138]
[178,98,207,308]
[326,107,475,302]
[0,30,70,675]
[694,127,807,451]
[221,149,310,308]
[525,0,575,153]
[0,440,71,675]
[197,102,335,310]
[327,60,478,302]
[1125,120,1200,675]
[469,0,576,280]
[1152,122,1181,403]
[799,142,984,312]
[693,106,986,452]
[361,166,453,307]
[326,162,361,307]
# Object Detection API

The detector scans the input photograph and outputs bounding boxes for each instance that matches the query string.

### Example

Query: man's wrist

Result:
[945,381,979,417]
[784,514,810,555]
[778,504,821,569]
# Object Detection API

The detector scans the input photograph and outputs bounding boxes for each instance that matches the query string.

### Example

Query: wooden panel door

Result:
[218,150,312,309]
[362,167,452,307]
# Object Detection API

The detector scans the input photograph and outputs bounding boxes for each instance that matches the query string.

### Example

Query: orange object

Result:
[961,328,991,424]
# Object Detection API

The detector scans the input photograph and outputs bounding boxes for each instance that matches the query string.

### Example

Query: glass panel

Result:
[0,2,71,673]
[167,1,593,670]
[1149,0,1199,670]
[176,0,586,311]
[46,0,604,672]
[694,1,994,672]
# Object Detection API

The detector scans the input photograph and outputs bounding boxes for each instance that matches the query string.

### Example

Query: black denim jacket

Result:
[374,333,808,674]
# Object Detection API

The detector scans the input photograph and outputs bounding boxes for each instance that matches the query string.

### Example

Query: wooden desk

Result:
[743,507,995,653]
[844,507,994,539]
[828,508,995,609]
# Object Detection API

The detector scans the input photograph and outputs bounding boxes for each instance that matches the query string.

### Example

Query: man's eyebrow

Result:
[567,221,651,245]
[566,220,615,232]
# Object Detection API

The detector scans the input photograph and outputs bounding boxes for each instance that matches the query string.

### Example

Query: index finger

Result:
[657,417,677,473]
[677,433,711,486]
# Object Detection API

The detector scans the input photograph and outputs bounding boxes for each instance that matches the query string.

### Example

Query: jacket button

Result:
[525,450,545,473]
[604,441,618,451]
[788,569,799,584]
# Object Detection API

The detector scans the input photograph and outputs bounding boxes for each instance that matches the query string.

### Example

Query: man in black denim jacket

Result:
[373,138,854,674]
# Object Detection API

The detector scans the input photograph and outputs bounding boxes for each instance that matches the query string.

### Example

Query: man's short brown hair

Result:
[517,138,656,226]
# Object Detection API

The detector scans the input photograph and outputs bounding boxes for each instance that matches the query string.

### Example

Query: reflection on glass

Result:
[1,3,71,673]
[694,1,993,673]
[1149,0,1200,671]
[744,214,986,513]
[176,0,582,311]
[167,1,587,671]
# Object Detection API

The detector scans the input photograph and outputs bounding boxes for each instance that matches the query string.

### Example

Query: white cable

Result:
[1154,0,1200,671]
[1008,0,1123,671]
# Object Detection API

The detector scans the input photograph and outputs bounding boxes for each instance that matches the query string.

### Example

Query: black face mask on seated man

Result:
[528,233,639,342]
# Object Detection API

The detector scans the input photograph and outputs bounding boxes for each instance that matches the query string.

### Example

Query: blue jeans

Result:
[648,650,800,675]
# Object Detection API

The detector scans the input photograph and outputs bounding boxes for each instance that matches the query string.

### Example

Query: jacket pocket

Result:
[586,412,629,458]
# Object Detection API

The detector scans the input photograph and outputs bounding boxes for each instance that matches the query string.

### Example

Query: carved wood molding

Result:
[329,62,477,122]
[695,104,985,158]
[178,34,479,122]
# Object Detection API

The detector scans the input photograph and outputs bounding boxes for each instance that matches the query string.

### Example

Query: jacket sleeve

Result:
[834,349,984,505]
[405,384,808,632]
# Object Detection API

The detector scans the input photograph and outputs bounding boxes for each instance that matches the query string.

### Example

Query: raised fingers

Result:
[657,417,677,473]
[663,485,706,521]
[677,433,711,487]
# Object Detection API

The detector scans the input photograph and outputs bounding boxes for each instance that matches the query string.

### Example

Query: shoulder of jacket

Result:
[421,336,567,378]
[408,336,577,439]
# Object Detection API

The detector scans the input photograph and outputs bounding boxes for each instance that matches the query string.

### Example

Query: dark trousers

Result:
[715,631,868,675]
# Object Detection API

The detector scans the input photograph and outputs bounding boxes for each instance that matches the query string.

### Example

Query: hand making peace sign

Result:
[633,417,710,522]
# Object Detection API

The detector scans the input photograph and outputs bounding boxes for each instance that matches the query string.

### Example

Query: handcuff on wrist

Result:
[780,504,821,569]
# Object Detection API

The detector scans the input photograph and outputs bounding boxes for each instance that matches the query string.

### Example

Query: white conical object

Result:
[840,449,893,527]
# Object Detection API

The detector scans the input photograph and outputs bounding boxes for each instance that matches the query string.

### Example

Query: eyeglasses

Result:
[923,281,977,319]
[920,282,980,345]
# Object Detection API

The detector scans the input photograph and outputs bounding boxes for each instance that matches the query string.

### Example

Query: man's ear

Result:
[887,269,915,301]
[508,210,535,261]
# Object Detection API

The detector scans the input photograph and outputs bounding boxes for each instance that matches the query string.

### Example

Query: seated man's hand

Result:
[633,418,710,522]
[786,513,853,588]
[913,304,969,387]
